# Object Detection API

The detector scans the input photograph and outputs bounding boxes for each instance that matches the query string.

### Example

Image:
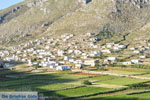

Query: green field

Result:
[36,83,78,91]
[0,70,87,92]
[87,75,118,81]
[138,73,150,77]
[96,77,149,86]
[43,86,112,97]
[1,68,150,99]
[81,94,150,100]
[94,67,150,75]
[130,92,150,98]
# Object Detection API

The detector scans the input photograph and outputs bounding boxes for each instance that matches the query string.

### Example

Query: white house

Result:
[89,51,101,57]
[123,61,133,65]
[139,56,147,59]
[145,47,150,50]
[49,65,57,69]
[59,61,65,65]
[113,47,120,50]
[0,52,5,57]
[33,51,38,55]
[131,59,141,64]
[68,50,74,54]
[113,45,126,50]
[140,48,146,51]
[74,50,82,55]
[84,60,99,67]
[45,46,50,49]
[57,50,64,56]
[56,65,69,71]
[75,64,84,69]
[101,49,112,53]
[69,58,75,63]
[106,57,118,61]
[3,63,14,68]
[74,60,84,64]
[86,32,95,36]
[118,45,127,49]
[64,56,72,61]
[133,50,141,54]
[106,43,114,48]
[39,51,52,56]
[130,48,136,51]
[16,51,21,54]
[28,60,33,66]
[5,57,15,62]
[37,55,44,58]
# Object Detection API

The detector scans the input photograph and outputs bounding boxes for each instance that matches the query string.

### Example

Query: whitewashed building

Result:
[56,65,69,71]
[131,59,141,64]
[123,61,133,65]
[106,57,118,62]
[84,60,99,67]
[57,50,64,56]
[101,49,112,53]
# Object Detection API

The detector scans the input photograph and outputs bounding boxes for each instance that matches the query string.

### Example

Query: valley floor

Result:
[1,65,150,100]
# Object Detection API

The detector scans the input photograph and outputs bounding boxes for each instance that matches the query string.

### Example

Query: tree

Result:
[33,64,40,69]
[83,80,92,85]
[31,58,37,62]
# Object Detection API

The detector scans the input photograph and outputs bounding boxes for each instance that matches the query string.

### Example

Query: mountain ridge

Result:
[0,0,150,46]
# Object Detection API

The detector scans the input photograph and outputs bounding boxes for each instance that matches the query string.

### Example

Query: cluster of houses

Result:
[0,32,150,70]
[101,43,127,53]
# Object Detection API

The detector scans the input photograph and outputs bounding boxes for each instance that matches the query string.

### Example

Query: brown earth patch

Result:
[0,77,8,81]
[72,72,99,76]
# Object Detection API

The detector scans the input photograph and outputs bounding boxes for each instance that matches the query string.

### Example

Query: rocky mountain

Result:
[0,0,150,46]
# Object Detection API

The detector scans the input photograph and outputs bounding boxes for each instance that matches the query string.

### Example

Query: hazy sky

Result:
[0,0,24,10]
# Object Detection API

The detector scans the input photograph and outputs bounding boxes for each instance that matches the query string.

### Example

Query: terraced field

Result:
[43,86,112,97]
[96,77,149,86]
[1,68,150,99]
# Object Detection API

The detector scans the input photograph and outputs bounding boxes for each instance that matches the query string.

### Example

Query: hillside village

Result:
[2,0,150,100]
[1,0,150,71]
[1,32,150,72]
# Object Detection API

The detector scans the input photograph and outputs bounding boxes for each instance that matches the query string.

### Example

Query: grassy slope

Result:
[44,86,111,97]
[0,0,81,45]
[96,77,149,86]
[1,0,150,45]
[125,22,150,46]
[45,0,115,36]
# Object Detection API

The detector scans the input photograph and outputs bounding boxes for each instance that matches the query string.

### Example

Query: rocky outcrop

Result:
[0,5,28,24]
[78,0,92,4]
[26,0,48,8]
[115,0,150,8]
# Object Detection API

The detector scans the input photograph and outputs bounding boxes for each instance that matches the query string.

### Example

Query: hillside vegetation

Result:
[1,0,150,46]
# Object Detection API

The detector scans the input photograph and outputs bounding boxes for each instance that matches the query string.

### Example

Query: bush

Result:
[109,64,126,68]
[131,64,150,69]
[33,64,41,69]
[128,82,150,89]
[31,58,37,62]
[83,80,92,85]
[97,67,108,71]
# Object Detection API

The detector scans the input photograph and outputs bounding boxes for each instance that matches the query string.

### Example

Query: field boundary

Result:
[61,88,128,100]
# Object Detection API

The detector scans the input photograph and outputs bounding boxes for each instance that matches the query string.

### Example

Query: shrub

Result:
[97,67,108,71]
[31,58,37,62]
[131,64,150,69]
[33,64,41,69]
[83,80,92,85]
[128,82,150,89]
